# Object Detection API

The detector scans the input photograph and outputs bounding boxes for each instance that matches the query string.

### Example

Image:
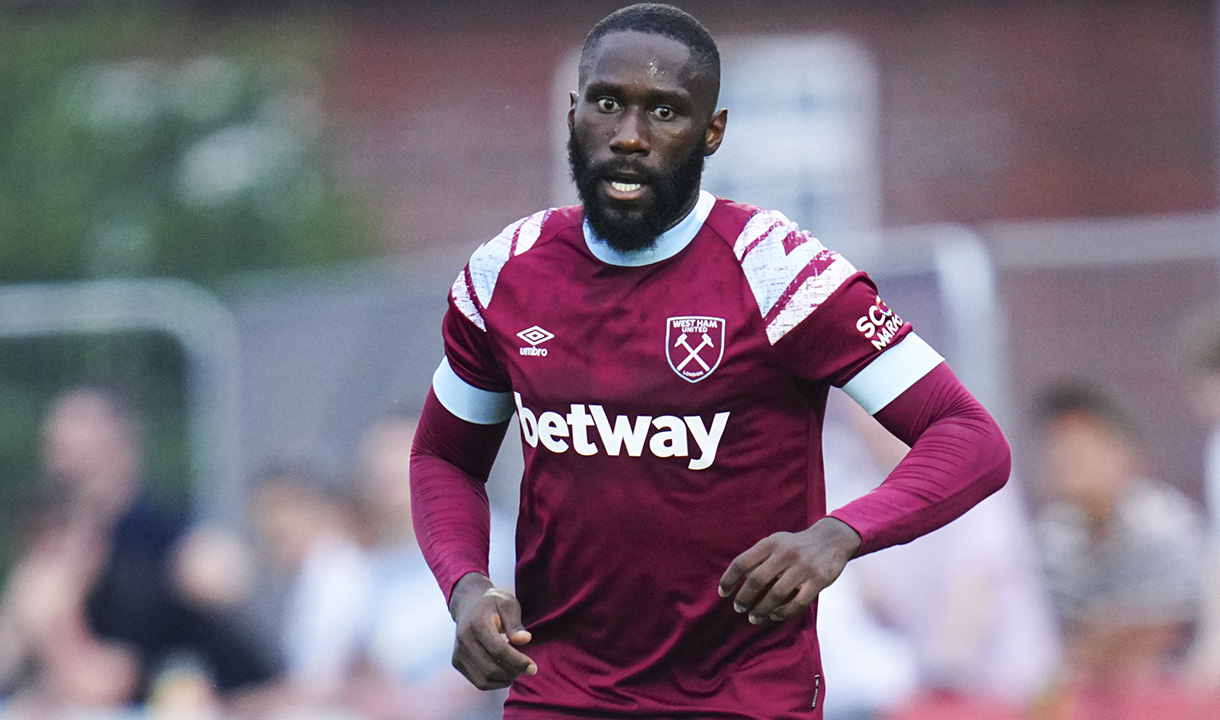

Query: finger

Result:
[763,582,820,623]
[454,626,525,690]
[474,611,537,677]
[476,628,537,679]
[456,628,535,689]
[453,642,517,690]
[489,590,533,646]
[487,591,537,674]
[718,539,774,598]
[731,554,788,615]
[454,596,537,687]
[746,571,801,624]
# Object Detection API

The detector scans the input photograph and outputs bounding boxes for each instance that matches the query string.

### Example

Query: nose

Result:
[610,107,650,155]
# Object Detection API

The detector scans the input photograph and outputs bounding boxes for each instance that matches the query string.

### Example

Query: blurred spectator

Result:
[0,486,140,715]
[352,412,511,720]
[813,553,918,720]
[1184,312,1220,539]
[1032,381,1204,695]
[248,465,371,714]
[248,414,511,719]
[3,385,277,713]
[821,393,1057,719]
[1184,313,1220,688]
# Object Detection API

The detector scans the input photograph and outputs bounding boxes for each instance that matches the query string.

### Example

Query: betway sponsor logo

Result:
[514,393,729,471]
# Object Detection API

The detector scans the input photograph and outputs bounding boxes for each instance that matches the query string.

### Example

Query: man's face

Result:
[1040,413,1137,511]
[568,30,725,253]
[40,391,140,501]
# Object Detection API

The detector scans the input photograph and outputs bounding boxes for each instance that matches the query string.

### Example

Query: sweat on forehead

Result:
[579,3,720,97]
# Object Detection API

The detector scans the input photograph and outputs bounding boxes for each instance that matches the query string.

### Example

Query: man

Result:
[410,5,1010,719]
[1184,314,1220,687]
[37,386,277,702]
[1033,382,1203,692]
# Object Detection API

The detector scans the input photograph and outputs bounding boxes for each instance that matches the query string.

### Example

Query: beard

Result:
[568,132,706,254]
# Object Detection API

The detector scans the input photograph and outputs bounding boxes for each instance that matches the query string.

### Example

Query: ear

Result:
[704,108,728,155]
[567,91,578,132]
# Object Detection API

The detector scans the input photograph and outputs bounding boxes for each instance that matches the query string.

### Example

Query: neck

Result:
[663,189,701,234]
[583,189,715,267]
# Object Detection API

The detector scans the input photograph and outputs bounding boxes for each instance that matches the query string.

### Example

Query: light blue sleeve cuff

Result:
[432,357,515,424]
[841,334,945,415]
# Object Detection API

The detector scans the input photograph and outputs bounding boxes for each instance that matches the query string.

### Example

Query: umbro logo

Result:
[517,325,554,357]
[517,326,554,346]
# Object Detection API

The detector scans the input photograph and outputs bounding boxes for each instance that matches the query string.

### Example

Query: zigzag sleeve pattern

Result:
[732,208,858,345]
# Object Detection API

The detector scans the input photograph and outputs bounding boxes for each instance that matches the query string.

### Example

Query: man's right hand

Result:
[448,572,537,690]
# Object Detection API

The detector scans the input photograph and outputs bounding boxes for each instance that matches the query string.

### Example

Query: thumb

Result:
[487,588,531,645]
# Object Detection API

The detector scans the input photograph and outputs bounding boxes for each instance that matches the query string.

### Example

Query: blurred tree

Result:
[0,2,372,285]
[0,2,374,568]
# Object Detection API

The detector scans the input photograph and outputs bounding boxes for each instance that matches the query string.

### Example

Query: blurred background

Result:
[1,0,1219,719]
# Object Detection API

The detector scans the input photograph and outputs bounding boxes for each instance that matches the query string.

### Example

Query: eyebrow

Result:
[583,81,693,108]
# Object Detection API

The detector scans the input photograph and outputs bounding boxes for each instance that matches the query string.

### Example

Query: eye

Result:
[595,97,621,112]
[651,105,676,120]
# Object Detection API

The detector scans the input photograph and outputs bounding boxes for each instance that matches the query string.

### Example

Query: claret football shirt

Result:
[432,190,943,719]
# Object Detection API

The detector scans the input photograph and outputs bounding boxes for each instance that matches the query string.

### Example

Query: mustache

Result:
[588,158,662,186]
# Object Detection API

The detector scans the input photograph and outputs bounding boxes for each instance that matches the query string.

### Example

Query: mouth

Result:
[604,178,648,202]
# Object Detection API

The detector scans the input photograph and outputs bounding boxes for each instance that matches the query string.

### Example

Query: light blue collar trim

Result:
[583,190,716,267]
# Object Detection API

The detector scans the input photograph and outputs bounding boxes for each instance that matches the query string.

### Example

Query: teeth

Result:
[611,181,642,192]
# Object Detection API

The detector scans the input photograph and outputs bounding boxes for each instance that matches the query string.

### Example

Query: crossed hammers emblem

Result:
[673,331,714,371]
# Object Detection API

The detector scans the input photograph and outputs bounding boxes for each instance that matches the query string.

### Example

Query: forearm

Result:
[829,363,1011,555]
[410,389,510,603]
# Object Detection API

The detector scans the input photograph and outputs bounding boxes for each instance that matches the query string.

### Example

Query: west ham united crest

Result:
[666,316,725,383]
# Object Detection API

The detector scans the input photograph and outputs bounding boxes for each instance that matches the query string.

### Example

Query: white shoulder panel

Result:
[733,209,857,344]
[764,257,857,344]
[469,209,551,307]
[450,270,485,331]
[450,209,552,331]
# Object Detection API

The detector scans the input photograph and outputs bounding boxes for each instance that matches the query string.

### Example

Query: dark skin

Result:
[447,29,862,691]
[569,30,724,234]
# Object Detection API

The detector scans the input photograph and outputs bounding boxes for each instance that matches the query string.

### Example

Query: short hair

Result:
[1033,380,1141,442]
[580,3,720,99]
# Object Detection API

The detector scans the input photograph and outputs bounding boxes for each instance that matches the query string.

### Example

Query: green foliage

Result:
[0,3,375,570]
[0,2,373,286]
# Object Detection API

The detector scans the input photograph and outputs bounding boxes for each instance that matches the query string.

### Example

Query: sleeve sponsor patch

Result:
[855,295,904,351]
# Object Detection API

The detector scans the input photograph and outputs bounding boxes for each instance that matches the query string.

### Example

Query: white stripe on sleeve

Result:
[841,334,945,415]
[432,357,515,425]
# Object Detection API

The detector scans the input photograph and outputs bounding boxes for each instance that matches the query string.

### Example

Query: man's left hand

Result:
[718,517,862,624]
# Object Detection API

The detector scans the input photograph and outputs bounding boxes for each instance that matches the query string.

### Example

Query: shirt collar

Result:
[583,190,716,267]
